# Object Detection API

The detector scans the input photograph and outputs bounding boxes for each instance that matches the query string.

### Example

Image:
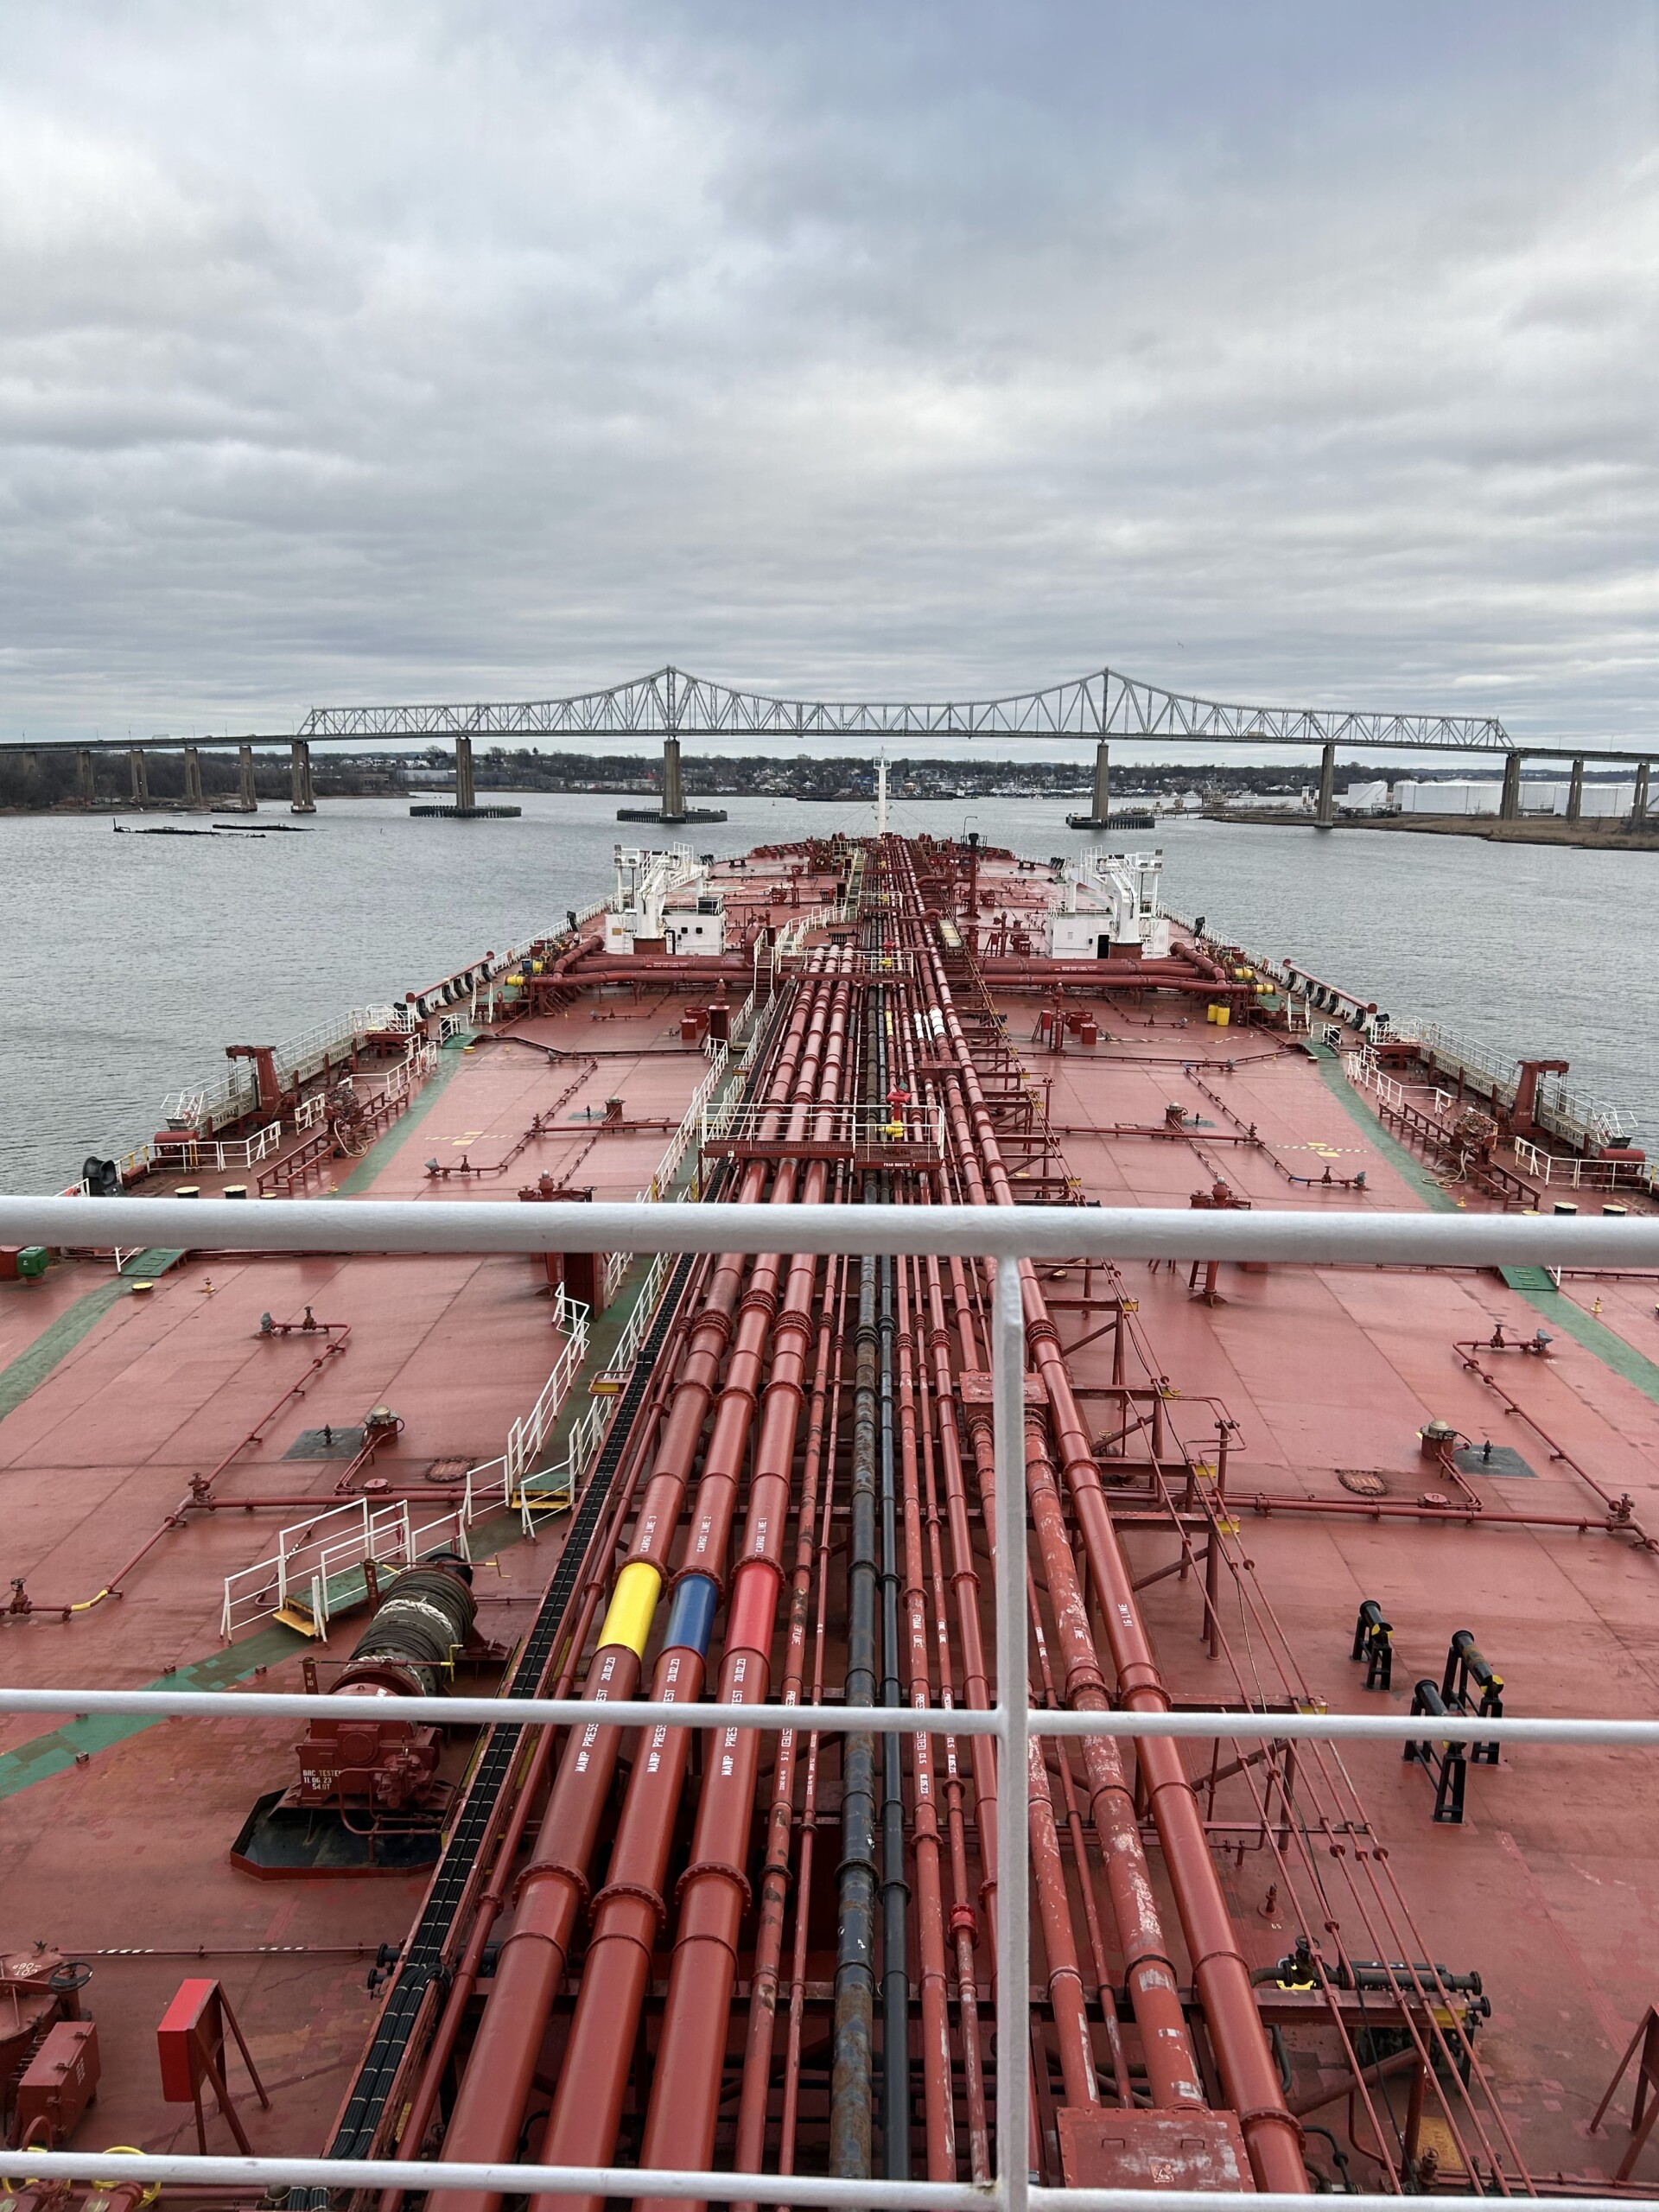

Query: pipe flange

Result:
[696,1307,736,1354]
[737,1287,778,1325]
[676,1858,753,1911]
[590,1878,667,1930]
[1234,2105,1306,2145]
[665,1562,727,1603]
[515,1859,589,1909]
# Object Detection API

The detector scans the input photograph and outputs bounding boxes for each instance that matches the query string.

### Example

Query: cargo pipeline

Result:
[359,844,1310,2198]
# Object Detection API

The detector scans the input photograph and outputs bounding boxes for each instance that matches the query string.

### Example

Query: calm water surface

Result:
[1,791,1655,1192]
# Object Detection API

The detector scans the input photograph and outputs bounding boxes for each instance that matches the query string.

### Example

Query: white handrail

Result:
[3,2151,1646,2212]
[151,1120,284,1173]
[10,1195,1657,1266]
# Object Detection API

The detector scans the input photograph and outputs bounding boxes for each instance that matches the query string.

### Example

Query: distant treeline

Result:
[0,751,401,810]
[1,741,1396,811]
[466,749,1372,801]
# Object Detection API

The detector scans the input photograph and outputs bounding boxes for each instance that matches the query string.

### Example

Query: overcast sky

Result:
[3,2,1657,747]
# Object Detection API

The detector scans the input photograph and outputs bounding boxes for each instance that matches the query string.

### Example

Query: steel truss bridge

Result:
[298,663,1523,754]
[4,664,1652,762]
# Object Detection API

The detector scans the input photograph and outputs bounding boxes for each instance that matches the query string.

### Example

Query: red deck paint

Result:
[1,834,1655,2190]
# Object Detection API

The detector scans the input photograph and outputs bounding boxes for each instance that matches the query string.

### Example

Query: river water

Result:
[1,791,1654,1192]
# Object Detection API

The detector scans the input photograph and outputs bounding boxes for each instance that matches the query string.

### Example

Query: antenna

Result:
[876,750,888,839]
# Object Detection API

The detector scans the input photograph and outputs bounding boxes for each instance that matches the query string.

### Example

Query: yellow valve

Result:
[599,1560,662,1658]
[92,2153,162,2207]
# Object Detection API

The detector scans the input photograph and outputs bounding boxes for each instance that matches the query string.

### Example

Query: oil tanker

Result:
[2,830,1656,2202]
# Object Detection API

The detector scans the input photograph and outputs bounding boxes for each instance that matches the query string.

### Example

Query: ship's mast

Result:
[876,749,888,839]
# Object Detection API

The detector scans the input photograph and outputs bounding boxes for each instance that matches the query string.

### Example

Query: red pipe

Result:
[1022,1418,1205,2107]
[524,963,855,2210]
[729,1259,843,2195]
[377,1274,702,2197]
[778,1264,852,2178]
[633,982,857,2207]
[891,1251,959,2177]
[1027,1724,1100,2109]
[918,927,1307,2192]
[432,965,834,2212]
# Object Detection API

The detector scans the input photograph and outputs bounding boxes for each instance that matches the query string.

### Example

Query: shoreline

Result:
[1205,806,1659,850]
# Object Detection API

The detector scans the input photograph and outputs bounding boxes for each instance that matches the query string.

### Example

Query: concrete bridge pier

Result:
[238,742,259,811]
[1500,753,1522,820]
[1090,738,1109,823]
[454,735,476,812]
[1315,741,1336,826]
[129,747,149,806]
[661,734,685,820]
[1632,761,1649,824]
[289,739,316,814]
[184,745,205,808]
[1567,756,1585,823]
[75,750,95,806]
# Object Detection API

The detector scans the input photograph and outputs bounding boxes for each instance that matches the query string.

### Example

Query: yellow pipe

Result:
[598,1559,661,1658]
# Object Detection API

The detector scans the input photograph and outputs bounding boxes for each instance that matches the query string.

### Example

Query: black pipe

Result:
[874,1001,912,2177]
[831,938,882,2181]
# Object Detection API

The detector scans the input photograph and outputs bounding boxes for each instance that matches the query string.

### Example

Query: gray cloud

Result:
[2,0,1656,741]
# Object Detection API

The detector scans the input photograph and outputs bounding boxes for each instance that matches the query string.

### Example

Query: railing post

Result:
[990,1255,1030,2212]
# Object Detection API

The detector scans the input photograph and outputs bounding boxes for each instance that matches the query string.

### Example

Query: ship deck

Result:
[2,836,1656,2196]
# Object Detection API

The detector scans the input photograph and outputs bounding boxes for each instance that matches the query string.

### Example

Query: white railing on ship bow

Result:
[2,1194,1658,2212]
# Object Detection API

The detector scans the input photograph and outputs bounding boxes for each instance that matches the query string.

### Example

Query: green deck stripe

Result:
[0,1280,127,1422]
[1509,1287,1659,1407]
[0,1508,525,1802]
[1310,1042,1659,1408]
[0,1631,299,1798]
[0,1252,188,1426]
[334,1038,470,1194]
[1307,1041,1461,1212]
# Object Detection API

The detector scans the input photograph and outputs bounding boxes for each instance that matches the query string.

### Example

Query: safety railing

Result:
[219,1494,471,1641]
[1339,1046,1408,1112]
[774,898,853,958]
[460,1287,592,1515]
[596,1032,760,1306]
[5,1194,1659,2212]
[1510,1135,1651,1193]
[150,1119,284,1173]
[699,1097,947,1159]
[162,1004,410,1134]
[1393,1020,1637,1154]
[516,1399,607,1532]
